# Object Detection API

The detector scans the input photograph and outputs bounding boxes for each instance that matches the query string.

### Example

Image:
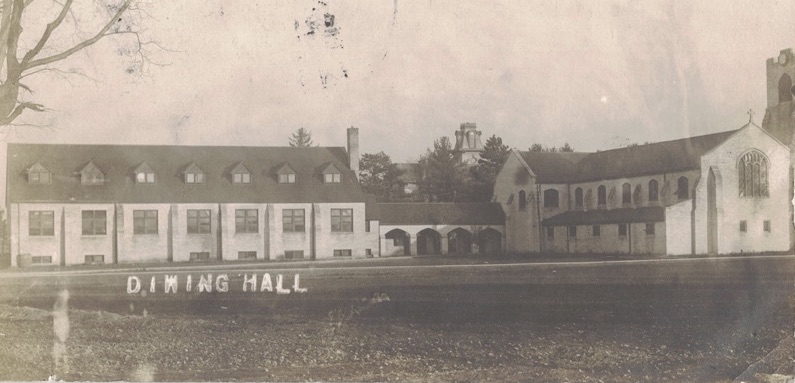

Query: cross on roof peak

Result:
[747,108,755,123]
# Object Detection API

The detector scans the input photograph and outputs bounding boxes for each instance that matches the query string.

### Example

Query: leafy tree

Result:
[529,142,574,152]
[359,151,405,202]
[418,136,469,202]
[288,127,315,147]
[470,135,511,201]
[0,0,153,127]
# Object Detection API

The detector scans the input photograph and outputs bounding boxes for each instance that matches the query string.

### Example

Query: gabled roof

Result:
[371,203,505,225]
[229,162,251,175]
[542,206,665,226]
[183,162,204,174]
[7,144,365,204]
[79,160,104,175]
[517,129,738,183]
[321,162,340,174]
[133,162,154,174]
[276,163,296,174]
[27,161,49,173]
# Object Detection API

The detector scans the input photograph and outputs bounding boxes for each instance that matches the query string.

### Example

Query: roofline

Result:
[509,149,536,178]
[702,122,789,158]
[7,142,348,150]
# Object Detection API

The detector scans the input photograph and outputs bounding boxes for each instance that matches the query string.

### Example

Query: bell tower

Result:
[453,122,485,164]
[761,48,795,147]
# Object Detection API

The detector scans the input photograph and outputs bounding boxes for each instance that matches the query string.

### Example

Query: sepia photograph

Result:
[0,1,793,382]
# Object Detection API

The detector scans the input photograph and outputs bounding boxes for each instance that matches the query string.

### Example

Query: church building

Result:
[493,48,795,255]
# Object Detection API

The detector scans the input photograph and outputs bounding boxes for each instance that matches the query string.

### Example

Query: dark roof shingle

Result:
[542,206,665,226]
[371,203,505,225]
[7,144,365,204]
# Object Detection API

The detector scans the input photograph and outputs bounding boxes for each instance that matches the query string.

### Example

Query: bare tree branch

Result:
[19,0,73,67]
[24,0,132,70]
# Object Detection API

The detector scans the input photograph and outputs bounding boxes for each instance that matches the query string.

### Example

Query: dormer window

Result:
[28,162,51,184]
[322,163,342,184]
[134,162,156,184]
[183,162,206,184]
[277,163,297,184]
[79,161,105,185]
[231,162,251,184]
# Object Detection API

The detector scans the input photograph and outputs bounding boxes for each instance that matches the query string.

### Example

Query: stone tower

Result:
[761,48,795,146]
[453,122,485,164]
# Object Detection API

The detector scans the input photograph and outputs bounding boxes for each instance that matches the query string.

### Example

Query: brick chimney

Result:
[347,127,359,179]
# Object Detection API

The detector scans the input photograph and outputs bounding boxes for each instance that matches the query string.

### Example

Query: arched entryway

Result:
[416,228,441,255]
[478,228,502,255]
[385,229,411,256]
[447,228,472,255]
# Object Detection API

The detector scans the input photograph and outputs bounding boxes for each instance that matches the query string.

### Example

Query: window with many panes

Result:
[331,209,353,232]
[187,209,211,234]
[133,210,158,234]
[283,209,305,232]
[29,211,54,236]
[333,249,352,257]
[235,209,258,233]
[738,150,769,198]
[82,210,107,235]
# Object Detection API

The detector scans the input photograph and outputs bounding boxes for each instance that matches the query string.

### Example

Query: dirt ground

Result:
[0,300,790,383]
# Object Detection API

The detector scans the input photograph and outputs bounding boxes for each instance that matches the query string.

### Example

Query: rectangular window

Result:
[331,209,353,232]
[29,171,51,184]
[31,255,52,264]
[81,210,107,235]
[133,210,158,235]
[365,220,371,232]
[146,173,155,183]
[333,249,352,257]
[233,173,251,184]
[186,173,204,184]
[592,225,600,237]
[618,224,627,236]
[84,255,104,264]
[238,251,257,260]
[29,211,54,236]
[764,220,771,233]
[189,252,210,261]
[740,220,747,233]
[324,173,341,184]
[546,226,554,238]
[646,223,655,235]
[235,209,258,233]
[278,173,296,184]
[283,209,305,232]
[284,250,304,260]
[187,209,211,234]
[568,226,577,237]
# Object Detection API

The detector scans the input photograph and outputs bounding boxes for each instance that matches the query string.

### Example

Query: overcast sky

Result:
[5,0,795,166]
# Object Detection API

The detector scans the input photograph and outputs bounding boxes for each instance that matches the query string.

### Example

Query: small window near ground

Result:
[238,251,257,260]
[284,250,304,260]
[31,255,53,264]
[740,220,747,233]
[189,252,210,261]
[763,220,771,233]
[366,249,373,257]
[546,226,554,238]
[646,223,655,235]
[592,225,600,237]
[333,249,352,257]
[568,226,577,237]
[618,224,627,236]
[84,255,104,264]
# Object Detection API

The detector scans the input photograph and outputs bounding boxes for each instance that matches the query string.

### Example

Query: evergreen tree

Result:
[418,136,469,202]
[359,152,406,202]
[470,135,511,201]
[288,128,315,147]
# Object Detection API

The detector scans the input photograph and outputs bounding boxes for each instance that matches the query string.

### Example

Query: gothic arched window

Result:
[780,73,793,103]
[738,150,769,197]
[597,185,606,207]
[543,189,559,208]
[518,190,527,211]
[677,177,689,200]
[648,179,659,202]
[622,183,631,204]
[574,187,583,208]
